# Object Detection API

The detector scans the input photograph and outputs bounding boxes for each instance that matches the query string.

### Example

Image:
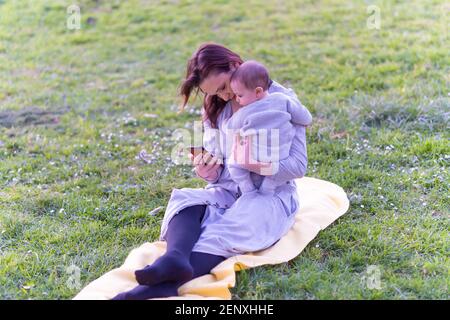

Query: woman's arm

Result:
[270,124,308,182]
[264,82,310,181]
[194,113,224,184]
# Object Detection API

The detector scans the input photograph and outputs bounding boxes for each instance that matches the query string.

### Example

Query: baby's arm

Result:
[286,96,313,126]
[270,92,312,127]
[240,108,291,137]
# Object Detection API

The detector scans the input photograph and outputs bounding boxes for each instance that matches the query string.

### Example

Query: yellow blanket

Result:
[74,177,349,300]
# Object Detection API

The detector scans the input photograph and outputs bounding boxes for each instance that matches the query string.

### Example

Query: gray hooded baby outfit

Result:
[226,92,312,194]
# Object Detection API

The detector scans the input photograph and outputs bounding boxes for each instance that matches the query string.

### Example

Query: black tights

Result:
[112,205,226,300]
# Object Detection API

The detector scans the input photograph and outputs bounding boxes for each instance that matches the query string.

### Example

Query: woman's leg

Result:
[134,205,206,285]
[189,251,226,278]
[111,282,180,300]
[112,251,226,300]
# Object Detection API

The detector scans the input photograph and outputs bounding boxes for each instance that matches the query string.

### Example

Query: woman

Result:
[113,43,310,300]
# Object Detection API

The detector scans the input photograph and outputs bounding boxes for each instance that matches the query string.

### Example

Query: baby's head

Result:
[230,60,269,106]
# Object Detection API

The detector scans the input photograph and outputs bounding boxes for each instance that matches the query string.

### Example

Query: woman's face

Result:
[199,69,236,101]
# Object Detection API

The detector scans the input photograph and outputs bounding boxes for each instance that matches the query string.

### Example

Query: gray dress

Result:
[159,80,311,258]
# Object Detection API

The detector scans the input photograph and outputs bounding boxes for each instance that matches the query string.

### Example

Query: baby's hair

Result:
[230,60,270,91]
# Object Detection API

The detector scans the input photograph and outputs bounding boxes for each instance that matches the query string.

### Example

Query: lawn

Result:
[0,0,448,299]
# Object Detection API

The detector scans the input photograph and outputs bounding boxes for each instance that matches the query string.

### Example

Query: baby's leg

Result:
[229,165,256,193]
[259,174,282,195]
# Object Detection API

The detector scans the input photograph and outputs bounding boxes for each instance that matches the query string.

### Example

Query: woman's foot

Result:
[111,283,179,300]
[134,250,193,286]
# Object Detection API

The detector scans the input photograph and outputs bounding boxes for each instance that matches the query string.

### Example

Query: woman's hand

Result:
[232,134,273,175]
[189,151,223,182]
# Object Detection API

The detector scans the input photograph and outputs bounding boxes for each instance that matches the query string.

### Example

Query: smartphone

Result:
[187,146,206,157]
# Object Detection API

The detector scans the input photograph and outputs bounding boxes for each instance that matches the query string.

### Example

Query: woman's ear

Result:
[229,62,240,71]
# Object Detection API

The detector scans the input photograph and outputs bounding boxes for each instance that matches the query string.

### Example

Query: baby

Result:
[227,60,312,194]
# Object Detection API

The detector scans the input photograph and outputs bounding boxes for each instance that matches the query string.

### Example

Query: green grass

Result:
[0,0,449,299]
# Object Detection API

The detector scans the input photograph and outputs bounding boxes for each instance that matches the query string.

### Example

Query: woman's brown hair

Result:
[179,43,243,128]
